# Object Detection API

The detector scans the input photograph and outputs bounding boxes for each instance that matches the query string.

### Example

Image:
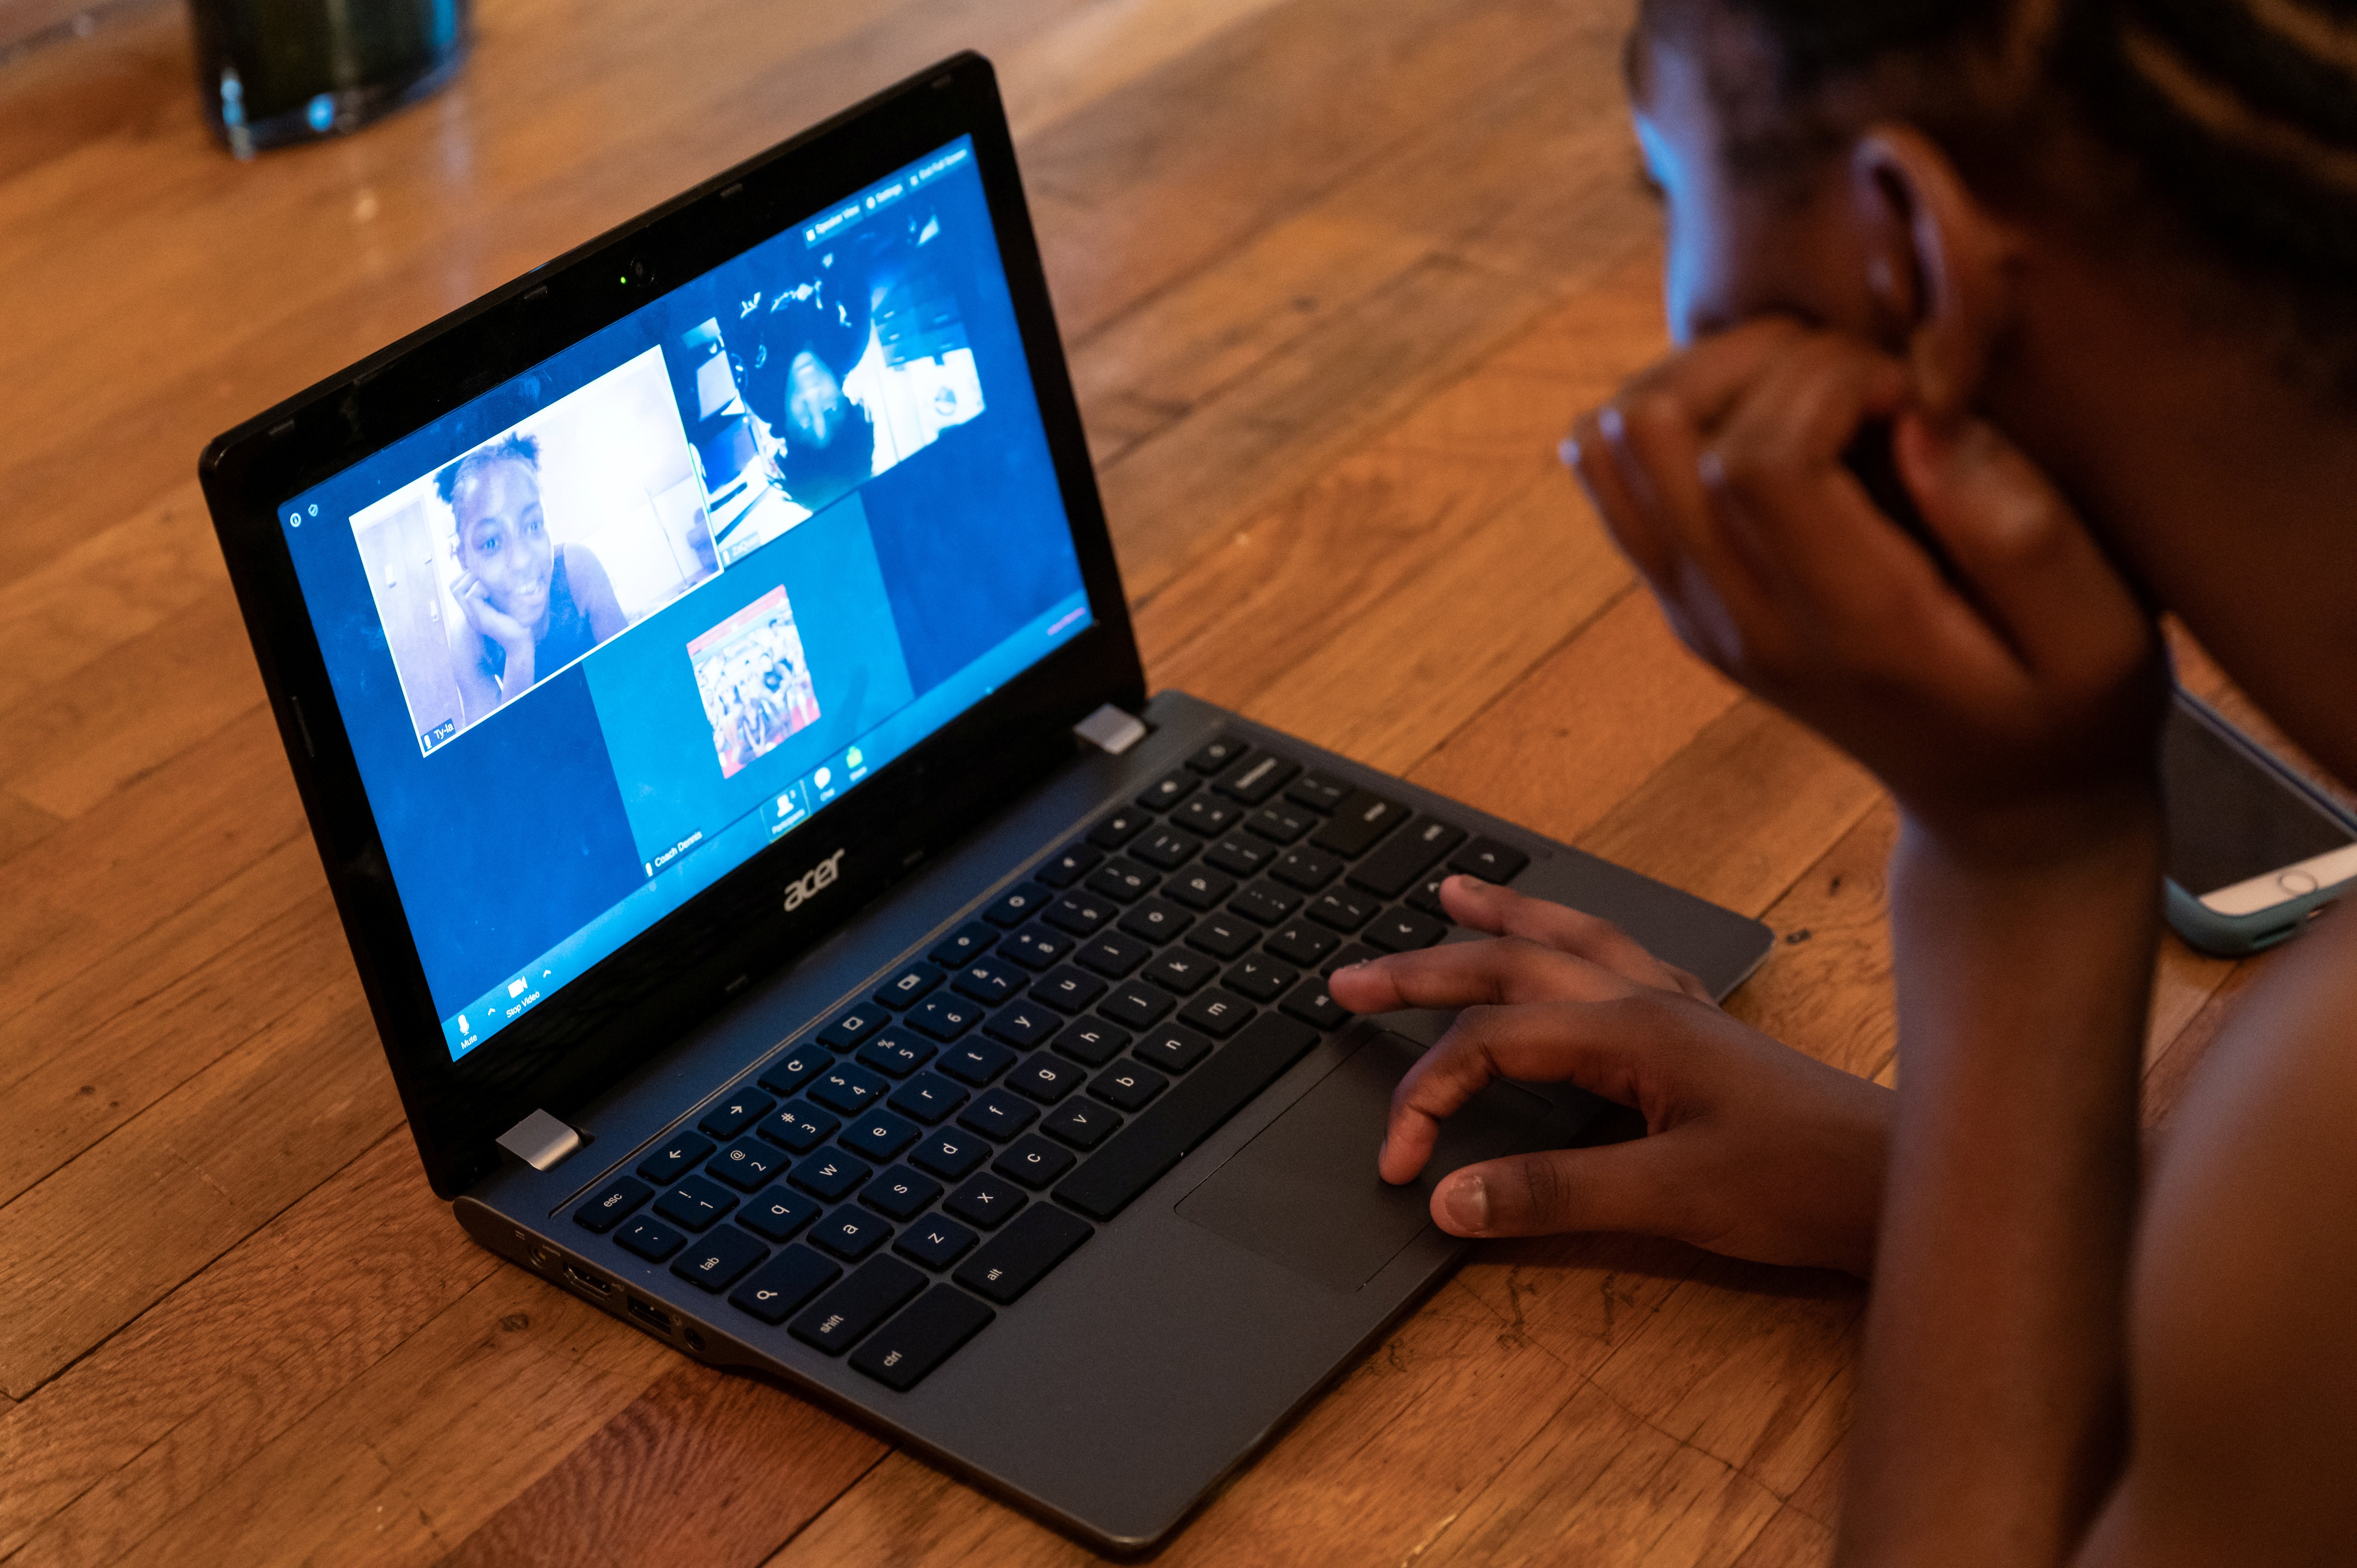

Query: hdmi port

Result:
[627,1296,675,1333]
[564,1265,614,1297]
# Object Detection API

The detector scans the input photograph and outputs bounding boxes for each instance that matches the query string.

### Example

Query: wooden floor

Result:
[0,2,2281,1563]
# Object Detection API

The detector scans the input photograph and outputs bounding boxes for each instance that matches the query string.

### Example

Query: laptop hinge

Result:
[1073,703,1147,756]
[496,1109,584,1172]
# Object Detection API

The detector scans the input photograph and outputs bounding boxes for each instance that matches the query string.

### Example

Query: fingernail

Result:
[1442,1173,1488,1233]
[1558,436,1580,468]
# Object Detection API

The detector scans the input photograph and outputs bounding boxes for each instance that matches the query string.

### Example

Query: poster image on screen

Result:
[350,346,722,756]
[687,586,823,779]
[667,202,986,569]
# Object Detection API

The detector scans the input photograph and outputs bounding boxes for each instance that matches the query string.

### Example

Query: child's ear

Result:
[1848,126,2023,422]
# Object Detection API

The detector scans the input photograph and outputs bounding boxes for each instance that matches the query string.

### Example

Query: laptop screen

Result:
[275,136,1091,1062]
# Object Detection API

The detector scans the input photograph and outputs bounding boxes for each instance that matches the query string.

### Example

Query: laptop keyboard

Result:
[568,734,1531,1391]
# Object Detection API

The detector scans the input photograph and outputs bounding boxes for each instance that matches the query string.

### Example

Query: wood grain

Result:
[0,0,2277,1563]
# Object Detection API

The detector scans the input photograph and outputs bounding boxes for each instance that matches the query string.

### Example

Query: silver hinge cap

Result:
[496,1109,583,1172]
[1074,703,1147,755]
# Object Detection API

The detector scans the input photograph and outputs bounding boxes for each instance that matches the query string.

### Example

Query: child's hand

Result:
[1328,877,1892,1275]
[1565,320,2168,862]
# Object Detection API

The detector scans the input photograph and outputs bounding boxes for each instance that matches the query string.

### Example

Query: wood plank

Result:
[998,0,1295,142]
[0,788,60,865]
[1727,1506,1836,1568]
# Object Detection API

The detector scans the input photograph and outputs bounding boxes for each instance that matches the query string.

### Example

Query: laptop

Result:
[199,53,1771,1552]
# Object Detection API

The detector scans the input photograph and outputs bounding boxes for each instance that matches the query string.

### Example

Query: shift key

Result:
[789,1255,925,1354]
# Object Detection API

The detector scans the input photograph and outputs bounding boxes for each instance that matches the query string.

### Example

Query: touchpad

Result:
[1175,1031,1577,1293]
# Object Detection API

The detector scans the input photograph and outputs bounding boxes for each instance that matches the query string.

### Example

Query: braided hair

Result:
[1643,0,2357,397]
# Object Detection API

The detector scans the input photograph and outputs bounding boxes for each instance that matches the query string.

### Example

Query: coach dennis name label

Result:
[784,849,848,912]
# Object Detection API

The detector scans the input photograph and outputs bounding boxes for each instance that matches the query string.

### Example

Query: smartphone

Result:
[2164,690,2357,956]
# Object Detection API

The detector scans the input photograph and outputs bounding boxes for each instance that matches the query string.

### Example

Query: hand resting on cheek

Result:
[1326,876,1892,1278]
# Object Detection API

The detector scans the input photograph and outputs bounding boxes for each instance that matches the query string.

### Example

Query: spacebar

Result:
[1055,1013,1321,1222]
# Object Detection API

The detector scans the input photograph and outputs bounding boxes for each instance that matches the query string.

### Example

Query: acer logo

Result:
[783,849,848,912]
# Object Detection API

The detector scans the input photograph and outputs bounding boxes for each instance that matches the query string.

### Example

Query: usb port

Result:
[627,1296,674,1333]
[564,1265,613,1298]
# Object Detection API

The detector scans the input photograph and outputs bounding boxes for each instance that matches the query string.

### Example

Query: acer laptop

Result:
[199,54,1771,1553]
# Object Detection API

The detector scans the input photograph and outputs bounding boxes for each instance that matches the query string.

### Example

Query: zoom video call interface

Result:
[279,139,1092,1061]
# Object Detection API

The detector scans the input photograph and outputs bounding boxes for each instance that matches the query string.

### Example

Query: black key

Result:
[672,1225,766,1291]
[615,1214,686,1262]
[737,1186,822,1242]
[906,994,982,1042]
[937,1037,1015,1087]
[1005,1052,1083,1104]
[788,1149,872,1202]
[1270,846,1343,891]
[944,1171,1028,1230]
[698,1087,776,1141]
[954,1203,1094,1305]
[982,881,1053,929]
[1347,816,1468,897]
[1137,770,1200,811]
[957,1088,1039,1141]
[1308,887,1378,932]
[574,1176,651,1234]
[853,1285,996,1391]
[1405,870,1451,915]
[790,1255,925,1354]
[1213,751,1301,805]
[1310,789,1410,858]
[855,1029,935,1079]
[1056,1014,1321,1222]
[910,1129,989,1183]
[1031,965,1108,1013]
[1129,827,1201,872]
[819,1005,891,1051]
[1098,980,1177,1028]
[1132,1022,1216,1074]
[1177,989,1253,1038]
[1042,892,1113,936]
[1203,832,1273,879]
[886,1071,968,1125]
[1175,796,1240,837]
[1088,1061,1168,1111]
[1450,837,1530,883]
[811,1204,894,1261]
[1224,954,1299,1003]
[1366,907,1448,952]
[1245,803,1314,844]
[1087,809,1152,850]
[1042,1097,1122,1150]
[708,1137,786,1192]
[808,1062,891,1117]
[756,1046,832,1099]
[873,961,945,1009]
[1142,948,1214,994]
[993,1132,1077,1189]
[757,1101,839,1153]
[1281,977,1349,1030]
[1322,941,1382,976]
[1186,733,1249,773]
[860,1165,943,1221]
[1163,867,1238,911]
[1085,858,1158,904]
[1053,1019,1131,1067]
[928,922,997,968]
[1074,931,1152,979]
[1001,925,1070,971]
[949,960,1022,1006]
[982,1001,1058,1049]
[1229,883,1299,925]
[654,1174,736,1232]
[896,1215,979,1270]
[730,1244,839,1323]
[1286,769,1353,813]
[1118,897,1194,944]
[1186,913,1260,960]
[843,1109,921,1163]
[636,1131,716,1186]
[1034,842,1101,889]
[1266,920,1339,967]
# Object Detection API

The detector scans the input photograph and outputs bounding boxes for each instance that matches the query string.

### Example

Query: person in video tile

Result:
[740,285,878,515]
[439,434,629,719]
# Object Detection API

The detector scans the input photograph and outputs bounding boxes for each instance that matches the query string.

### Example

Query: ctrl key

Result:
[852,1285,995,1392]
[730,1245,841,1325]
[790,1256,927,1354]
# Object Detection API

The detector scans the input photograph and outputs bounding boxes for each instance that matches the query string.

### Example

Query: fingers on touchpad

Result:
[1174,1031,1576,1293]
